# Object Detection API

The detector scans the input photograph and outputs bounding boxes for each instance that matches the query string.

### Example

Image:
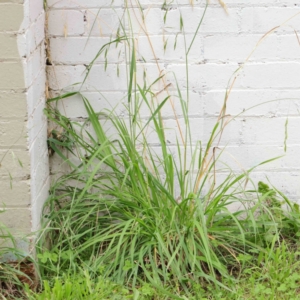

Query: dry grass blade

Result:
[218,0,228,14]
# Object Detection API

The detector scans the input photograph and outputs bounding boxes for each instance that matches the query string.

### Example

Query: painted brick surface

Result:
[0,208,32,235]
[0,0,48,250]
[48,10,85,36]
[22,1,49,234]
[47,1,300,200]
[0,4,24,31]
[0,178,31,207]
[0,34,21,58]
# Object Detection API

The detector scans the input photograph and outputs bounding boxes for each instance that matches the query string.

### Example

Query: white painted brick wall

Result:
[0,0,48,252]
[21,0,49,234]
[47,0,300,200]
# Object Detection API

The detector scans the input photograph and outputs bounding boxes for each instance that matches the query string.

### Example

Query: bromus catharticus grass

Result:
[39,0,300,297]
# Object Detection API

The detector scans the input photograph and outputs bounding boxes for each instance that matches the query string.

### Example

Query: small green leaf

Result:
[278,283,287,292]
[180,14,183,31]
[122,260,132,271]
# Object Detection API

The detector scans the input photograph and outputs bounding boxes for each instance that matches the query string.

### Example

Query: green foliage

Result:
[41,87,290,295]
[40,77,300,298]
[256,181,300,243]
[0,211,36,299]
[26,272,131,300]
[213,241,300,300]
[26,249,300,300]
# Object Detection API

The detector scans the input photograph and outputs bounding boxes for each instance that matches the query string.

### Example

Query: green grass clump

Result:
[33,0,300,299]
[39,91,300,297]
[25,272,131,300]
[0,1,299,299]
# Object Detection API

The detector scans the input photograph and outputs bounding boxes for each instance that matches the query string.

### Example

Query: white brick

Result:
[29,122,48,167]
[27,97,47,146]
[27,68,46,118]
[166,63,239,91]
[0,119,27,147]
[29,0,44,23]
[278,34,300,60]
[214,144,300,173]
[55,91,126,118]
[211,0,277,3]
[17,13,45,57]
[138,0,169,5]
[25,12,45,55]
[248,171,300,200]
[75,116,203,147]
[0,208,31,234]
[134,63,166,90]
[203,89,300,117]
[49,37,125,64]
[0,33,20,59]
[0,92,27,119]
[202,7,241,33]
[147,117,204,145]
[84,8,124,36]
[0,150,30,177]
[48,63,166,92]
[31,149,49,202]
[31,175,50,232]
[240,117,292,145]
[49,150,81,176]
[137,34,203,62]
[47,0,123,8]
[0,62,25,90]
[47,65,86,90]
[24,43,45,88]
[204,117,243,146]
[240,7,300,33]
[50,65,127,91]
[214,145,285,171]
[48,10,85,36]
[163,7,206,34]
[158,90,204,118]
[128,7,163,35]
[241,62,300,89]
[0,4,23,32]
[0,178,30,208]
[0,0,24,3]
[204,34,279,62]
[280,145,300,169]
[55,89,203,119]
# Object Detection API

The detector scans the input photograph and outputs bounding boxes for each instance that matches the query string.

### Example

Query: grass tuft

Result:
[33,0,300,298]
